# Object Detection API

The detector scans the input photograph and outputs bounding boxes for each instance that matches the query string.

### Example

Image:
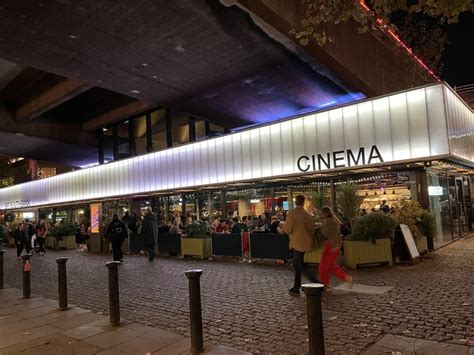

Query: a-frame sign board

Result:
[399,224,422,264]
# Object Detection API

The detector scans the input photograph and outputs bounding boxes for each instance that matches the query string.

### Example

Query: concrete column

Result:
[128,117,136,156]
[166,108,173,148]
[287,187,293,210]
[189,117,196,142]
[112,125,119,161]
[97,130,105,164]
[220,191,226,218]
[270,187,275,212]
[145,112,153,152]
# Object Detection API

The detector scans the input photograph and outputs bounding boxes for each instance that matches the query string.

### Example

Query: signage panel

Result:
[0,83,471,209]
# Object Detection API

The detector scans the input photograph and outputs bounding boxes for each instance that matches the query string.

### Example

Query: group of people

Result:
[14,219,48,258]
[284,195,353,295]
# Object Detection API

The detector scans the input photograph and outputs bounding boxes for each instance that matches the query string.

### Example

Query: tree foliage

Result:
[336,181,364,224]
[291,0,473,72]
[0,157,14,188]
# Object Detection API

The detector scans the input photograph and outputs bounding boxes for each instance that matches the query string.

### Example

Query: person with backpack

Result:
[105,214,128,262]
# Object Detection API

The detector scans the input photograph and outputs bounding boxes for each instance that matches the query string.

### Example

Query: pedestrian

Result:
[23,219,35,251]
[14,222,28,258]
[283,195,319,297]
[105,214,128,262]
[318,206,352,289]
[141,207,158,261]
[231,217,248,234]
[35,219,48,256]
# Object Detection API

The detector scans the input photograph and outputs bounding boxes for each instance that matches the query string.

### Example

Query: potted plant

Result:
[344,212,396,269]
[336,181,364,226]
[49,222,76,250]
[417,210,436,252]
[391,199,427,254]
[305,185,329,263]
[181,221,211,259]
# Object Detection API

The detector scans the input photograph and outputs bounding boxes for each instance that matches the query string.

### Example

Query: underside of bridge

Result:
[0,0,434,167]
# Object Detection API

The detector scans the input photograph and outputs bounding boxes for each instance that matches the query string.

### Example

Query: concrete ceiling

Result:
[0,0,362,128]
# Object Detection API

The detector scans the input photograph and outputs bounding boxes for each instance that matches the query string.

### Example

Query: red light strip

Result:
[358,0,440,80]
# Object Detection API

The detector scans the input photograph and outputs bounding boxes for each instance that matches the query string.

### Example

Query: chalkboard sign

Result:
[399,224,421,262]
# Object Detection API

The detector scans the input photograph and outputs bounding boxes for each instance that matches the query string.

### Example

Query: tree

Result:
[291,0,473,73]
[0,157,14,188]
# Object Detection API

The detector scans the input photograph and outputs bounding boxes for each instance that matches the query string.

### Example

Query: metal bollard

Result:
[22,254,32,299]
[185,269,204,354]
[0,250,4,289]
[106,261,121,326]
[302,283,325,355]
[56,257,68,310]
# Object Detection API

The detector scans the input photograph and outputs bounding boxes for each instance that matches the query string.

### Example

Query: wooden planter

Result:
[45,236,58,249]
[58,235,76,249]
[181,237,212,259]
[343,239,393,270]
[304,244,324,264]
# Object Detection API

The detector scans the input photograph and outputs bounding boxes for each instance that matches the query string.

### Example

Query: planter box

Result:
[415,235,428,254]
[181,237,212,259]
[158,233,181,255]
[58,235,76,249]
[211,233,242,257]
[45,236,58,249]
[343,239,393,270]
[304,244,324,264]
[250,233,291,260]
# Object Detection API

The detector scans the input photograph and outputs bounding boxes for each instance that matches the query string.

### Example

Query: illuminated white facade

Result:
[1,83,472,209]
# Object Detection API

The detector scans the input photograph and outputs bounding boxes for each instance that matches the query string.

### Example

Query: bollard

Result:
[185,269,204,354]
[302,283,325,355]
[22,254,32,299]
[56,257,69,310]
[0,250,4,289]
[106,261,121,326]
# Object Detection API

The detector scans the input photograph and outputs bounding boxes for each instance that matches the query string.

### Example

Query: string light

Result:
[358,0,440,81]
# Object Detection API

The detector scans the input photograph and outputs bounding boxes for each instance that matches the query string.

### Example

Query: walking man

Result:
[283,195,319,297]
[105,214,128,262]
[141,208,158,261]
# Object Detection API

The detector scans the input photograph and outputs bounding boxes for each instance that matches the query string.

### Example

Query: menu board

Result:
[399,224,421,261]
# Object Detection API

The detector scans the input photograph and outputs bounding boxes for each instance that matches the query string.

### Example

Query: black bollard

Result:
[0,250,4,289]
[56,257,69,310]
[22,254,32,299]
[302,283,325,355]
[106,261,121,326]
[185,269,204,354]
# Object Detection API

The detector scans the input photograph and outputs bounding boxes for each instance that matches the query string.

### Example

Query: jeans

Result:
[293,250,318,290]
[111,241,123,261]
[37,238,46,253]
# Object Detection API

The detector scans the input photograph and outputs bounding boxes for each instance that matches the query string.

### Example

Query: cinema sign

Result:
[297,145,384,172]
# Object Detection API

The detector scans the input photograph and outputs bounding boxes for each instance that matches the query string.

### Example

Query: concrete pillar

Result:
[145,112,153,152]
[287,187,294,210]
[189,117,196,142]
[166,108,173,148]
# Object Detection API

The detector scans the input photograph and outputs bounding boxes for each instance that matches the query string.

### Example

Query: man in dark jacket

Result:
[105,214,128,262]
[141,208,158,261]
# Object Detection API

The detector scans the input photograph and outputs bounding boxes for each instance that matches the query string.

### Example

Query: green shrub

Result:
[49,222,76,240]
[350,212,396,243]
[336,181,364,224]
[417,210,436,238]
[184,221,210,238]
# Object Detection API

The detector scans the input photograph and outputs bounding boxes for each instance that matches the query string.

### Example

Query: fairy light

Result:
[358,0,440,81]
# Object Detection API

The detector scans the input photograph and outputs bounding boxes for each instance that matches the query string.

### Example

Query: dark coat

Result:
[14,229,27,245]
[141,213,158,246]
[105,220,128,243]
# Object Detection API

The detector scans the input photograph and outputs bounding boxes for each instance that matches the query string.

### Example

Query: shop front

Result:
[0,83,472,253]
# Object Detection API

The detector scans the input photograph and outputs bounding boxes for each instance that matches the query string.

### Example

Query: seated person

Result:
[215,220,229,234]
[231,217,248,234]
[169,219,182,234]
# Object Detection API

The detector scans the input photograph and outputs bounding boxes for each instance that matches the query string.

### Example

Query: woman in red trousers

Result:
[319,206,353,289]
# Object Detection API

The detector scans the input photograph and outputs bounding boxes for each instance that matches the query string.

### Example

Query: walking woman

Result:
[319,206,352,289]
[35,219,48,256]
[14,222,28,258]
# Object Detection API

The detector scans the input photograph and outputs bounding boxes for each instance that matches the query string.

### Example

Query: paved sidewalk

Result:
[0,287,249,355]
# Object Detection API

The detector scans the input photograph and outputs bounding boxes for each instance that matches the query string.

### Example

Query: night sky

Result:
[441,11,473,87]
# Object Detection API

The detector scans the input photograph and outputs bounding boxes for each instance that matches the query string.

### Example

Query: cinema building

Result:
[1,83,473,251]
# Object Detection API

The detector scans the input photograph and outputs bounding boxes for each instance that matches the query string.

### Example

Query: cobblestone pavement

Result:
[3,235,473,354]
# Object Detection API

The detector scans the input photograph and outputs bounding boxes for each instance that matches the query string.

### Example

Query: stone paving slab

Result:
[362,334,473,355]
[0,287,249,355]
[333,282,393,294]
